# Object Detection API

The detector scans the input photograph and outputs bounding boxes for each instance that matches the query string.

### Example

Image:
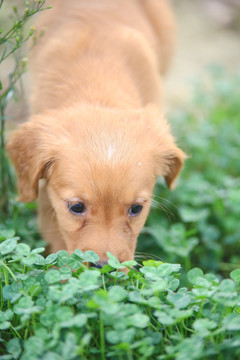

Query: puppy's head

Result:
[7,105,185,263]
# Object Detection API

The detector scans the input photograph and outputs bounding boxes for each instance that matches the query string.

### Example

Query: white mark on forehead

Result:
[137,162,142,167]
[107,143,115,160]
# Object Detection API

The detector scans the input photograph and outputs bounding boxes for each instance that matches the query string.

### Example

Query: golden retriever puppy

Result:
[7,0,185,267]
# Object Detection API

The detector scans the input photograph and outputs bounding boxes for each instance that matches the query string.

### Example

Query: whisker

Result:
[152,194,180,212]
[44,206,56,219]
[144,192,179,211]
[39,207,58,235]
[135,251,163,261]
[151,199,175,222]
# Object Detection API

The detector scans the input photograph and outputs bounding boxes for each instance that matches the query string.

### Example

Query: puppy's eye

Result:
[68,202,85,215]
[129,204,143,217]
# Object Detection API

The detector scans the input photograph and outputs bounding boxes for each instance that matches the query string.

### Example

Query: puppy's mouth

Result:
[89,261,129,274]
[89,261,108,269]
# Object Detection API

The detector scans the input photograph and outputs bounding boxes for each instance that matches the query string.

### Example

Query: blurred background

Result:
[165,0,240,106]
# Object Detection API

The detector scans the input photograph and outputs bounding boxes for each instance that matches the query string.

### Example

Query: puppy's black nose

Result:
[90,261,108,269]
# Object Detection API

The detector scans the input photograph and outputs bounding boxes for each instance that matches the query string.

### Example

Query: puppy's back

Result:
[30,0,175,113]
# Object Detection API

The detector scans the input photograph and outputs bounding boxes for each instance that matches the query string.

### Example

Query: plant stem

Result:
[114,269,119,285]
[1,260,17,281]
[102,274,106,291]
[0,98,9,214]
[99,311,106,360]
[10,325,22,339]
[0,268,3,310]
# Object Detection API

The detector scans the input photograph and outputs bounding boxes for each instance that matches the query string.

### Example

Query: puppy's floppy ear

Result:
[7,120,55,202]
[162,146,186,190]
[149,111,186,189]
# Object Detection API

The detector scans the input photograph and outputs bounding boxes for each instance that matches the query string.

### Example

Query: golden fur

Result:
[7,0,185,265]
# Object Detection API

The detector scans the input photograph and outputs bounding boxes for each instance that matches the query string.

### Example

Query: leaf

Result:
[74,248,85,259]
[174,335,204,360]
[106,330,122,344]
[15,243,30,257]
[187,268,204,284]
[31,247,45,254]
[121,260,137,267]
[108,259,123,269]
[0,238,18,254]
[106,328,136,344]
[102,302,120,315]
[30,284,42,297]
[106,252,118,261]
[193,319,217,337]
[108,286,128,302]
[14,305,42,316]
[107,271,127,280]
[179,206,209,222]
[33,254,45,266]
[142,260,163,267]
[40,306,56,328]
[3,285,22,303]
[22,254,39,266]
[24,337,44,356]
[107,252,131,269]
[55,306,74,322]
[157,263,181,277]
[128,291,147,305]
[68,253,82,270]
[45,270,61,284]
[0,321,11,330]
[223,313,240,331]
[230,269,240,282]
[35,327,51,340]
[106,252,123,268]
[45,253,58,265]
[84,250,100,264]
[43,353,63,360]
[78,270,101,290]
[128,313,149,328]
[100,264,114,274]
[0,229,15,240]
[61,314,87,328]
[169,278,180,291]
[167,292,191,309]
[219,279,236,292]
[59,266,72,280]
[0,309,13,322]
[57,250,69,266]
[195,277,211,288]
[13,296,36,315]
[6,338,22,359]
[149,278,168,293]
[154,311,174,325]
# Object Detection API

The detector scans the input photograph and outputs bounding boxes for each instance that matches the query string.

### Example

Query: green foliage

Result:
[139,68,240,276]
[0,230,240,359]
[0,0,50,214]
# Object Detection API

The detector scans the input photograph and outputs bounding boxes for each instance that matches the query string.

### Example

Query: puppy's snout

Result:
[90,261,108,269]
